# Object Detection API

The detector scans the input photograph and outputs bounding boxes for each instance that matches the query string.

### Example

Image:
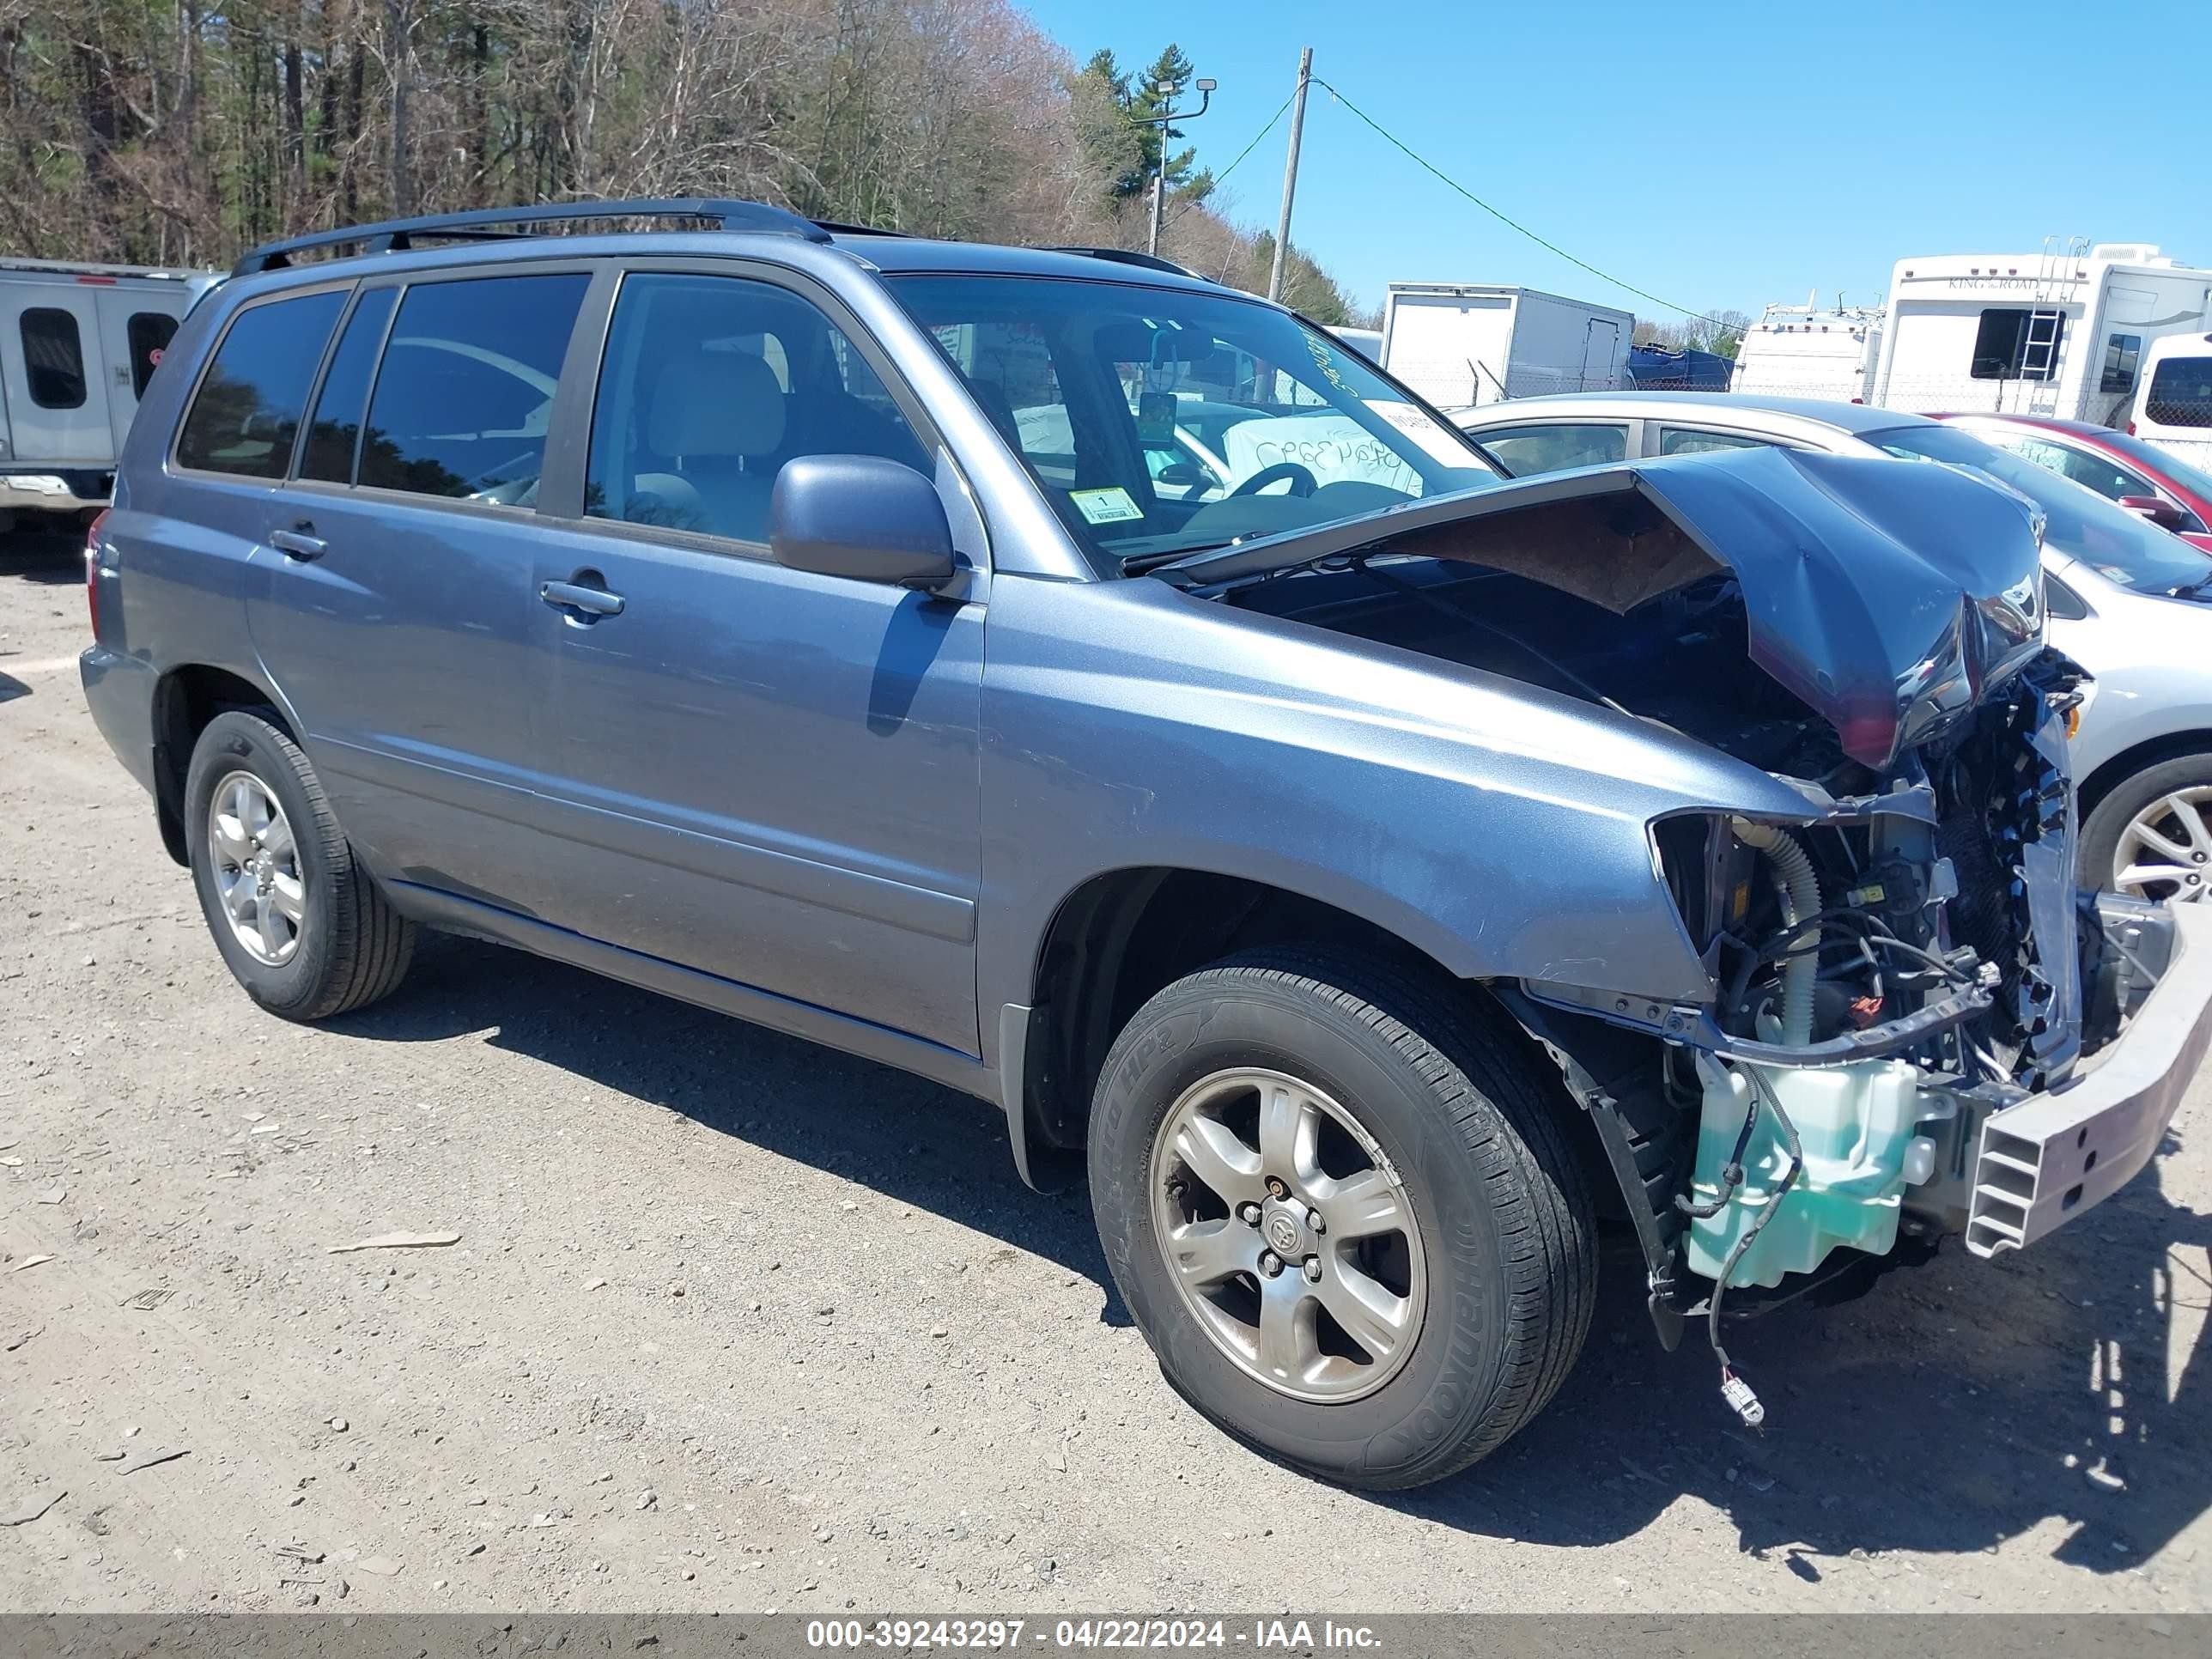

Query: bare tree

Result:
[0,0,1364,320]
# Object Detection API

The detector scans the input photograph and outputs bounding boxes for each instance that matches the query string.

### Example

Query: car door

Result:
[93,289,185,452]
[239,264,596,910]
[521,264,987,1054]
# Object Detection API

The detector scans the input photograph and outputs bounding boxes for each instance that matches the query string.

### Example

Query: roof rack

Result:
[811,219,911,239]
[231,198,833,276]
[1041,246,1202,279]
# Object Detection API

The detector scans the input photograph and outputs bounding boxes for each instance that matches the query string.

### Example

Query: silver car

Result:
[1452,392,2212,903]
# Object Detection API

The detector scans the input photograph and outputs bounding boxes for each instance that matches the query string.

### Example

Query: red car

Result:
[1936,412,2212,553]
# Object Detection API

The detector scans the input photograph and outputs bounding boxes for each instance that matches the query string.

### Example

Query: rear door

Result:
[93,289,185,451]
[1,282,108,463]
[240,264,596,911]
[1579,318,1620,392]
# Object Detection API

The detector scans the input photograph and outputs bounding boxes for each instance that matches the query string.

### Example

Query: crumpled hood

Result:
[1160,446,2050,769]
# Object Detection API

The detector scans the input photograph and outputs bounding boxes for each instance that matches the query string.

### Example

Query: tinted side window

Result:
[2147,357,2212,429]
[300,288,398,483]
[176,291,347,477]
[359,274,588,503]
[586,272,929,544]
[125,313,179,399]
[21,308,87,408]
[1658,427,1766,457]
[1472,422,1626,477]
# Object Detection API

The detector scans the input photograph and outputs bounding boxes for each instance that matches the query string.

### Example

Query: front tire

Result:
[184,710,415,1020]
[1089,950,1595,1489]
[2081,754,2212,902]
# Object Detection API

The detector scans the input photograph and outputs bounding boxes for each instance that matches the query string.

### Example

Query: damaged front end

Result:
[1166,446,2212,1425]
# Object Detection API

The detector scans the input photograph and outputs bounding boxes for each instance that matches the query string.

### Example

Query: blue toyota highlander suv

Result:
[79,201,2212,1487]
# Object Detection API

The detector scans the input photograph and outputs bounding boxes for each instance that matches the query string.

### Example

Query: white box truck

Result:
[1,257,219,530]
[1379,283,1632,410]
[1870,241,2212,427]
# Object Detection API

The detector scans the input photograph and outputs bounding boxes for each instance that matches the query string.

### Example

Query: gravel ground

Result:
[3,526,2209,1614]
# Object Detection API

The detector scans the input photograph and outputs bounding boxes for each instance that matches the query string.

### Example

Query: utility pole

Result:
[1133,76,1215,258]
[1267,47,1313,302]
[1148,147,1166,258]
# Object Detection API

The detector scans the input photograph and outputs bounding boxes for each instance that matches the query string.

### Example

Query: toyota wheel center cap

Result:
[1261,1203,1309,1259]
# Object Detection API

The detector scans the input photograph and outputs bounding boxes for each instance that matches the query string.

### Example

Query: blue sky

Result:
[1022,0,2211,323]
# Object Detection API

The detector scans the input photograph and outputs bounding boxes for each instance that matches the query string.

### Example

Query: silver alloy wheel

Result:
[1150,1067,1426,1404]
[207,770,306,965]
[2113,785,2212,902]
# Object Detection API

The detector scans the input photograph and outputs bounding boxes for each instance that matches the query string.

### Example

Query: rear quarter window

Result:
[2146,356,2212,429]
[176,290,348,477]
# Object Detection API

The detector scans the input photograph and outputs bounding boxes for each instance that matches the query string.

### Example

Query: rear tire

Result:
[1088,949,1595,1489]
[184,710,415,1020]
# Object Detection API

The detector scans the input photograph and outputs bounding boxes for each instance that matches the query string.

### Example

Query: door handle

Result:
[269,524,326,561]
[539,577,625,618]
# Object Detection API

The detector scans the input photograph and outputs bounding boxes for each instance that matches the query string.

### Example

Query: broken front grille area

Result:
[1931,653,2085,1091]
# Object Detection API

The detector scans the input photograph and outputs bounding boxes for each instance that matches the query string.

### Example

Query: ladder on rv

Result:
[2014,237,2087,415]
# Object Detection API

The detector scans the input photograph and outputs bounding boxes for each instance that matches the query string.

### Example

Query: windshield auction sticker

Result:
[1069,486,1145,524]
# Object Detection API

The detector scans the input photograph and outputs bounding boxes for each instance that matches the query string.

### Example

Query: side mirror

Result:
[2118,493,2185,531]
[770,455,957,587]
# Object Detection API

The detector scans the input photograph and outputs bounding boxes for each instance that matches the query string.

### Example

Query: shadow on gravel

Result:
[328,932,2208,1573]
[1,526,91,579]
[325,933,1129,1324]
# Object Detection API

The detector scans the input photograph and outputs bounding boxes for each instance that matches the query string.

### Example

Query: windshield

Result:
[2091,425,2212,504]
[1864,423,2212,593]
[885,274,1499,571]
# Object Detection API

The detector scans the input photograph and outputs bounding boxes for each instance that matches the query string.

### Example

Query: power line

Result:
[1161,88,1295,236]
[1311,77,1733,330]
[1208,88,1296,189]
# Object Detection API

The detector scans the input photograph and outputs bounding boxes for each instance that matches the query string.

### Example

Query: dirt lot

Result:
[3,526,2210,1614]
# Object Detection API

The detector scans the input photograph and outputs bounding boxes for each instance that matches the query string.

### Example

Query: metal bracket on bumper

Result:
[1966,900,2212,1257]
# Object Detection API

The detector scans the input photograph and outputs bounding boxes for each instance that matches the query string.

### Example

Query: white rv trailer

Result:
[1729,300,1884,403]
[1869,241,2212,428]
[0,257,219,528]
[1379,283,1633,409]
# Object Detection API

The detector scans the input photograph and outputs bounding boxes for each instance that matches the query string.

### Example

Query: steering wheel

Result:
[1229,461,1319,499]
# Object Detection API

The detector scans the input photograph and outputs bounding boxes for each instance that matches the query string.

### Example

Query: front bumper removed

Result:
[1966,899,2212,1256]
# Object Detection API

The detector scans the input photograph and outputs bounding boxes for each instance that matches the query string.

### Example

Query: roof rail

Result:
[231,198,833,276]
[1041,246,1203,279]
[811,219,911,239]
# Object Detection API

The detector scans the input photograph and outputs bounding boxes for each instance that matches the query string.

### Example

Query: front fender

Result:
[974,574,1814,1024]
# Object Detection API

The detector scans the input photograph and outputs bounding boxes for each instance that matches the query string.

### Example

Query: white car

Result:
[1450,392,2212,902]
